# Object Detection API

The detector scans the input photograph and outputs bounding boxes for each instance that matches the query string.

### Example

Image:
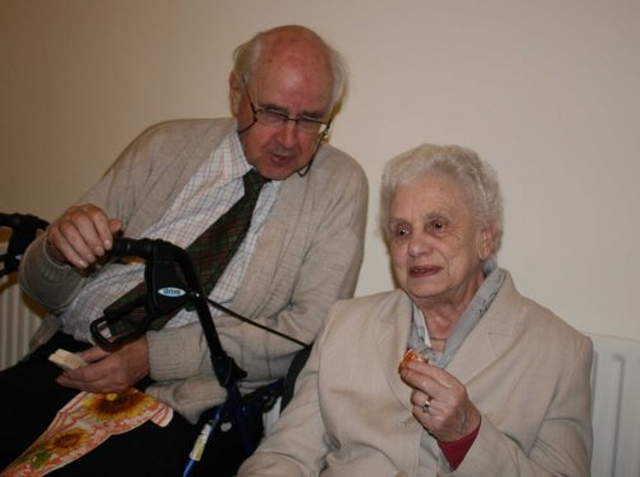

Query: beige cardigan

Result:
[20,118,369,422]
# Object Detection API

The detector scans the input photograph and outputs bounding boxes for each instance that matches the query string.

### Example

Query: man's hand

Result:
[46,204,122,269]
[56,336,150,394]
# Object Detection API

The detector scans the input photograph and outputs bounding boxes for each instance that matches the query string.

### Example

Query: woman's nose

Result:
[407,232,432,257]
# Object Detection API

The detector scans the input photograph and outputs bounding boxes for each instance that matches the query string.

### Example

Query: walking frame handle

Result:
[0,212,49,278]
[92,236,247,388]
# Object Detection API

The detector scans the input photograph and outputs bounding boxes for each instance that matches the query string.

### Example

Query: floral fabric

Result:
[2,389,173,476]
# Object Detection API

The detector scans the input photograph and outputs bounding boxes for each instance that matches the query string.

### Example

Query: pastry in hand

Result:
[398,348,428,372]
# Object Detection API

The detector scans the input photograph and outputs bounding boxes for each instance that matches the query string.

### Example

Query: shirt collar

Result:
[208,123,254,186]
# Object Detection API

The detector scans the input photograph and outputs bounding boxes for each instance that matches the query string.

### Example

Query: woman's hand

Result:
[399,359,481,442]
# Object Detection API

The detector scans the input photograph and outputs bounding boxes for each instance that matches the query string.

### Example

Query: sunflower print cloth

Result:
[2,388,173,476]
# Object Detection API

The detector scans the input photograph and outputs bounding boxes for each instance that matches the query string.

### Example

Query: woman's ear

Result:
[476,222,496,260]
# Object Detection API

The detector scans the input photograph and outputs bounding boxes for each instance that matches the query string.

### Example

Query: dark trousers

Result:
[0,333,201,476]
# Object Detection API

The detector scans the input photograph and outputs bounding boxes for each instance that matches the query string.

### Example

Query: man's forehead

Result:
[250,64,333,113]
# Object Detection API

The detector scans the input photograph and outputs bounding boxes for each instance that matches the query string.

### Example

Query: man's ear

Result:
[229,71,242,116]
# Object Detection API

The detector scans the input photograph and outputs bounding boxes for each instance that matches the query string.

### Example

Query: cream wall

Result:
[2,1,639,339]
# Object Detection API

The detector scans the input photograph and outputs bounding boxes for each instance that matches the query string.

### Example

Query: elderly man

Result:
[0,25,367,476]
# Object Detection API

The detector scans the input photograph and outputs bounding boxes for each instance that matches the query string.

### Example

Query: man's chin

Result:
[260,162,307,181]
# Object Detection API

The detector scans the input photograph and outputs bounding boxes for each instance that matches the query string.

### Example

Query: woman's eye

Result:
[428,220,446,232]
[393,226,410,237]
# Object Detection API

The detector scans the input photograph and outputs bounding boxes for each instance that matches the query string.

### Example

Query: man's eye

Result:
[297,117,321,127]
[262,110,288,123]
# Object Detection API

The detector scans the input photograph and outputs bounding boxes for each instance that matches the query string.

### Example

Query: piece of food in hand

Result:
[49,348,88,371]
[398,348,429,372]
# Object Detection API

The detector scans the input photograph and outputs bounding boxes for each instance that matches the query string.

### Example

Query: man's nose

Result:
[275,120,299,146]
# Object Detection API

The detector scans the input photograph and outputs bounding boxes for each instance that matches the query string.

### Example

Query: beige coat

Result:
[239,271,593,476]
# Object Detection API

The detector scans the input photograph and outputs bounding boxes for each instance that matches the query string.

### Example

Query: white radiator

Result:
[0,276,43,370]
[589,332,640,477]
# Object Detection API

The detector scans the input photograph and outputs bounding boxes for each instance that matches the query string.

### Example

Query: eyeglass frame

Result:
[240,76,333,137]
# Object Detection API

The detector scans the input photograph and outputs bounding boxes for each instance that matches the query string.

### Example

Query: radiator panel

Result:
[589,332,640,477]
[0,277,43,370]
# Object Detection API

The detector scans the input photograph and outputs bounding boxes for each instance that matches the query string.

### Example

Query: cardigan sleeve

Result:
[19,119,229,318]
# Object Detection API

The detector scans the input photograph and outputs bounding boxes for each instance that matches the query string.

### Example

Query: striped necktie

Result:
[104,168,269,336]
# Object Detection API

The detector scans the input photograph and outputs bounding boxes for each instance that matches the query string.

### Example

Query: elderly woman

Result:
[238,144,593,476]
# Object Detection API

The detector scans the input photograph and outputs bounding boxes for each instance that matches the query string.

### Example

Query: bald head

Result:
[232,25,347,111]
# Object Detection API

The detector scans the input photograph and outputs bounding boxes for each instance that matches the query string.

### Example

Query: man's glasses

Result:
[241,77,332,136]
